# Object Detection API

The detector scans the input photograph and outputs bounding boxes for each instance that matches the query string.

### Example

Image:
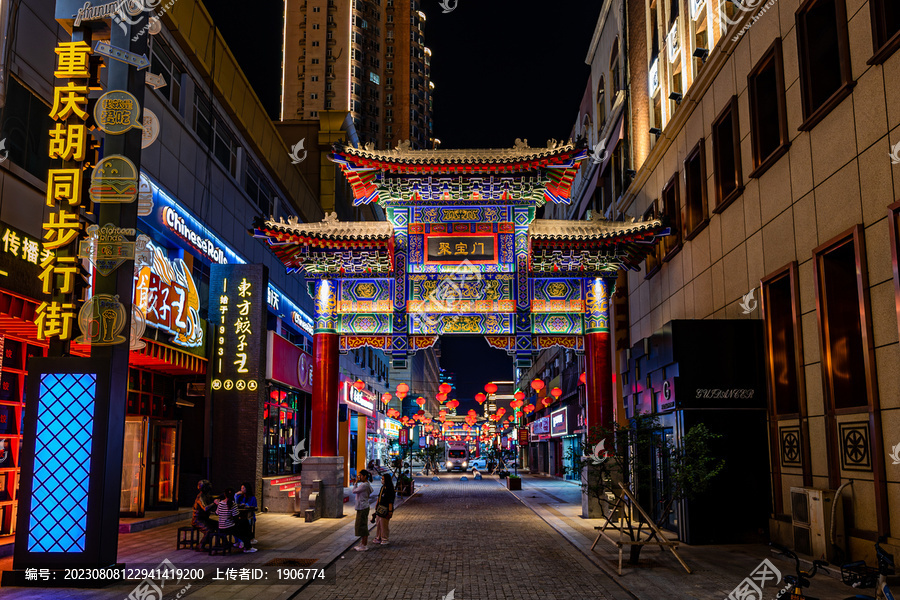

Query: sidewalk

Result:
[0,479,422,600]
[508,474,852,600]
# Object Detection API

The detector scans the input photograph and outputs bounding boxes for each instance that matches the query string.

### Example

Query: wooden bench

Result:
[208,532,236,556]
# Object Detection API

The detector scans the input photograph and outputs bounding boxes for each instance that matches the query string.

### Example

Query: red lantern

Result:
[514,390,525,402]
[417,409,425,416]
[475,393,486,404]
[447,399,459,409]
[550,387,562,399]
[415,396,426,407]
[485,382,498,395]
[354,380,366,391]
[531,379,545,392]
[467,409,476,415]
[439,383,452,395]
[436,392,447,403]
[542,398,552,407]
[510,399,523,409]
[496,407,506,415]
[396,382,409,400]
[381,392,392,405]
[579,372,587,385]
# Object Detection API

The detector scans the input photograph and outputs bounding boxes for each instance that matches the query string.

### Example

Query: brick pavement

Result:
[292,475,634,600]
[509,474,855,600]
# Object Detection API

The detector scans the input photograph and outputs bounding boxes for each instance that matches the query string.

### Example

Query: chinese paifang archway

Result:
[252,140,668,464]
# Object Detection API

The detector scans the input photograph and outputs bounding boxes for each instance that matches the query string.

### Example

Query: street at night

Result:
[0,0,899,599]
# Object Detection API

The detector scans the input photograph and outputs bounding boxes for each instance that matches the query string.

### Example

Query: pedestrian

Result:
[216,487,255,552]
[352,469,373,552]
[372,473,395,546]
[192,480,217,552]
[235,482,259,545]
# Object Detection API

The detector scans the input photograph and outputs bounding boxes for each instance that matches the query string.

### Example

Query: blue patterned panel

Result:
[339,313,392,334]
[533,313,584,335]
[28,373,97,553]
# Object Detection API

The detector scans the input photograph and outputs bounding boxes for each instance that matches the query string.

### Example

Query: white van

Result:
[445,443,469,471]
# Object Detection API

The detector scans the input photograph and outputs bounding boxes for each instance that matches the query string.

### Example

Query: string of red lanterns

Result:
[396,382,409,399]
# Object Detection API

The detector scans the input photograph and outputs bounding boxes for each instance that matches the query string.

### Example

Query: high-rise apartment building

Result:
[282,0,434,149]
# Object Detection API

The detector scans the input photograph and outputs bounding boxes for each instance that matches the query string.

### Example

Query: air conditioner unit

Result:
[790,487,845,562]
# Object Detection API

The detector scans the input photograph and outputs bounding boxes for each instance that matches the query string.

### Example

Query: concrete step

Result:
[118,508,192,533]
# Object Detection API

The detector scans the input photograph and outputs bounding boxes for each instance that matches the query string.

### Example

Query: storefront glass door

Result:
[147,420,180,509]
[120,417,148,517]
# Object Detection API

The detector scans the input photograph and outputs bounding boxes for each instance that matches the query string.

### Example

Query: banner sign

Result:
[399,428,408,445]
[517,427,529,445]
[425,234,497,264]
[133,240,203,348]
[342,381,375,417]
[209,264,268,394]
[550,407,568,437]
[265,331,313,393]
[530,416,550,436]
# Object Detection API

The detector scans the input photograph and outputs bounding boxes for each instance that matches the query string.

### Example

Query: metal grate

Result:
[27,373,97,553]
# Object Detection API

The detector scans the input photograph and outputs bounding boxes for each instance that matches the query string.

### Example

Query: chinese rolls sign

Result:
[425,235,496,263]
[209,265,268,393]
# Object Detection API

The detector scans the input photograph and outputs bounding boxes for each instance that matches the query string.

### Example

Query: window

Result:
[193,92,240,177]
[596,76,606,128]
[813,226,876,411]
[609,41,620,95]
[650,0,661,62]
[312,23,320,29]
[796,0,854,130]
[690,0,708,77]
[311,76,319,82]
[310,93,318,99]
[313,6,320,12]
[643,203,662,278]
[245,161,276,215]
[0,78,59,180]
[869,0,900,62]
[682,140,708,239]
[311,58,320,64]
[661,174,682,260]
[712,95,743,211]
[762,263,803,416]
[149,37,184,111]
[747,38,789,178]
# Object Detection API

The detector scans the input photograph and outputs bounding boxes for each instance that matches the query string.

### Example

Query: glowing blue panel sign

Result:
[27,373,96,553]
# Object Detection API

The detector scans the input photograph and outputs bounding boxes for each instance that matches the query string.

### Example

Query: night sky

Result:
[202,1,602,402]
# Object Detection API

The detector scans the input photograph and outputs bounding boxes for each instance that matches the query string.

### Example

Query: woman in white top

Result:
[216,487,256,552]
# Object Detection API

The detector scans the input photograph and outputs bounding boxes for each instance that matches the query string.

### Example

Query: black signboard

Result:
[426,235,496,263]
[208,264,268,488]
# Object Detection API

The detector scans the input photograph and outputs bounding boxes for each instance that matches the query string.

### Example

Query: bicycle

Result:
[841,537,896,600]
[770,543,830,600]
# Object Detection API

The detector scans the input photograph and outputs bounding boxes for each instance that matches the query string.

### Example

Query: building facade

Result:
[0,0,326,535]
[619,0,900,557]
[282,0,434,149]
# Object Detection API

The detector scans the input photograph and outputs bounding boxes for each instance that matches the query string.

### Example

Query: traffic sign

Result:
[93,41,150,70]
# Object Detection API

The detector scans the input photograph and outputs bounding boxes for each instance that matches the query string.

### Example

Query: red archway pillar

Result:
[584,277,615,436]
[311,279,339,457]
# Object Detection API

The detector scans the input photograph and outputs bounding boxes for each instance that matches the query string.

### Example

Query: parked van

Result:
[445,443,469,471]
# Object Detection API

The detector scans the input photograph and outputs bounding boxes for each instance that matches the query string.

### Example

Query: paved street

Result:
[0,473,860,600]
[292,475,632,600]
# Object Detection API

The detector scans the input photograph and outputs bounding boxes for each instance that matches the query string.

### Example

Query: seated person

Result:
[217,487,255,552]
[234,483,259,545]
[192,480,217,551]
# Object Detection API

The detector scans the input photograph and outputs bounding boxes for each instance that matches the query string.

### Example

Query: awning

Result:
[0,289,39,339]
[128,339,207,376]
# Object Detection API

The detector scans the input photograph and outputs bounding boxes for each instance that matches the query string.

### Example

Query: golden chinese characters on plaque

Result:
[36,41,93,341]
[93,90,143,135]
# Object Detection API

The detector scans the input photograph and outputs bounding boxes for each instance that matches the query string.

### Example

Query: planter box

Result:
[507,477,522,490]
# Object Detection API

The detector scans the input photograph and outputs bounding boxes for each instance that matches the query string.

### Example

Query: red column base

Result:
[584,331,614,437]
[311,332,339,457]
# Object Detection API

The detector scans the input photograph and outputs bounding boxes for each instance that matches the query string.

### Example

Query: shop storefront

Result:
[341,380,376,484]
[264,331,313,476]
[529,415,551,474]
[550,403,582,481]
